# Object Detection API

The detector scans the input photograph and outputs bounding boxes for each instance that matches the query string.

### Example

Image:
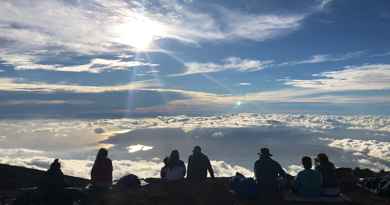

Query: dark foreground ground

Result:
[0,164,389,205]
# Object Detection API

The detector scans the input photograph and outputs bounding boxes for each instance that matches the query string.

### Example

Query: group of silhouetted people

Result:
[35,146,339,204]
[253,148,339,199]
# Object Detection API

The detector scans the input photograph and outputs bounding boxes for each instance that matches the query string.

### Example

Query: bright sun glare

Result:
[113,16,165,51]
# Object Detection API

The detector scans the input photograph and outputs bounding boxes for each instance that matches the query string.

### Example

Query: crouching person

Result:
[294,156,322,197]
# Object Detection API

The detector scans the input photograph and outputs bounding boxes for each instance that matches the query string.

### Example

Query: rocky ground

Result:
[0,164,389,205]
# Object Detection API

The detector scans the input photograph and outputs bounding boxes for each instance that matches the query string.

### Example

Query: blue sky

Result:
[0,0,390,117]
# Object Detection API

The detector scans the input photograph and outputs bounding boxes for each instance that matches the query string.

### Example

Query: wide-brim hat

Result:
[258,147,272,156]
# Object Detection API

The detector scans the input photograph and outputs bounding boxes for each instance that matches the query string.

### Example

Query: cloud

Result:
[0,154,253,179]
[322,138,390,161]
[127,144,153,153]
[279,51,365,66]
[285,64,390,91]
[0,52,158,73]
[238,82,251,86]
[180,57,273,75]
[0,0,325,55]
[0,77,157,93]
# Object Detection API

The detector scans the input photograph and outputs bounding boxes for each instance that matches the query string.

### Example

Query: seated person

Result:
[315,153,340,196]
[187,146,215,181]
[294,156,322,197]
[39,159,70,204]
[165,150,186,181]
[91,148,113,189]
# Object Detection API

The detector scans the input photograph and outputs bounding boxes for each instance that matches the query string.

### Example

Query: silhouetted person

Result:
[187,146,214,181]
[91,148,113,189]
[254,148,286,197]
[165,150,186,181]
[160,157,169,180]
[294,156,322,197]
[38,159,68,204]
[315,153,338,188]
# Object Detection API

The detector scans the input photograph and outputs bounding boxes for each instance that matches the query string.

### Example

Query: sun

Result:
[113,16,165,51]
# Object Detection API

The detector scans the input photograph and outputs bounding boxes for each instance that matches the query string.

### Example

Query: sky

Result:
[1,0,390,117]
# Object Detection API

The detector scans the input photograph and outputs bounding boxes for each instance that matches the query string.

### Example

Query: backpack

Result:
[116,174,141,190]
[230,174,258,200]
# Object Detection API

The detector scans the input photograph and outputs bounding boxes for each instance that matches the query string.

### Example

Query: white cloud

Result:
[0,154,253,179]
[0,77,157,93]
[0,0,325,55]
[280,51,365,66]
[322,138,390,161]
[285,64,390,91]
[238,82,251,86]
[127,144,153,153]
[181,57,273,75]
[0,52,158,73]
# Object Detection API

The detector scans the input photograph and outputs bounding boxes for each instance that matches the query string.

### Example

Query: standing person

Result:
[294,156,322,197]
[91,148,113,189]
[254,148,286,197]
[165,150,186,181]
[187,146,215,181]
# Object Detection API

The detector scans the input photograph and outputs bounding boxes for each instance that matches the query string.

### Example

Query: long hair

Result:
[168,150,180,168]
[317,153,329,164]
[96,148,108,161]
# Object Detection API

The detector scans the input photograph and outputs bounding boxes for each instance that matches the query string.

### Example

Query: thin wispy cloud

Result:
[0,52,158,73]
[285,64,390,91]
[179,57,273,75]
[279,51,365,66]
[0,77,158,93]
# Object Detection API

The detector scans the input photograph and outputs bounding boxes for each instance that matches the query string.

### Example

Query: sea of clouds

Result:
[0,113,389,179]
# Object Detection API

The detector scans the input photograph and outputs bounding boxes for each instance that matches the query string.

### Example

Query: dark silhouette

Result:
[187,146,214,181]
[294,156,322,197]
[38,159,70,204]
[165,150,186,181]
[116,174,141,191]
[160,157,169,180]
[254,148,286,196]
[230,172,258,200]
[91,148,113,188]
[315,153,338,188]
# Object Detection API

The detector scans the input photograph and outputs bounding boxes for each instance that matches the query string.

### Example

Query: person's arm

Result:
[254,162,259,181]
[187,156,192,178]
[277,162,287,178]
[206,157,215,178]
[181,161,186,178]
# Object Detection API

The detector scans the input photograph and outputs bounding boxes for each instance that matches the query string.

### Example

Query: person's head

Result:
[50,158,61,170]
[96,148,108,160]
[193,146,202,155]
[302,156,312,169]
[169,150,180,162]
[316,153,329,164]
[258,147,272,158]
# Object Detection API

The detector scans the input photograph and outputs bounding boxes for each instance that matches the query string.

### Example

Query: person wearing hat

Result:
[254,147,286,196]
[187,146,215,181]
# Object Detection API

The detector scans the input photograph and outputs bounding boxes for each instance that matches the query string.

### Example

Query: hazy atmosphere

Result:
[1,0,390,179]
